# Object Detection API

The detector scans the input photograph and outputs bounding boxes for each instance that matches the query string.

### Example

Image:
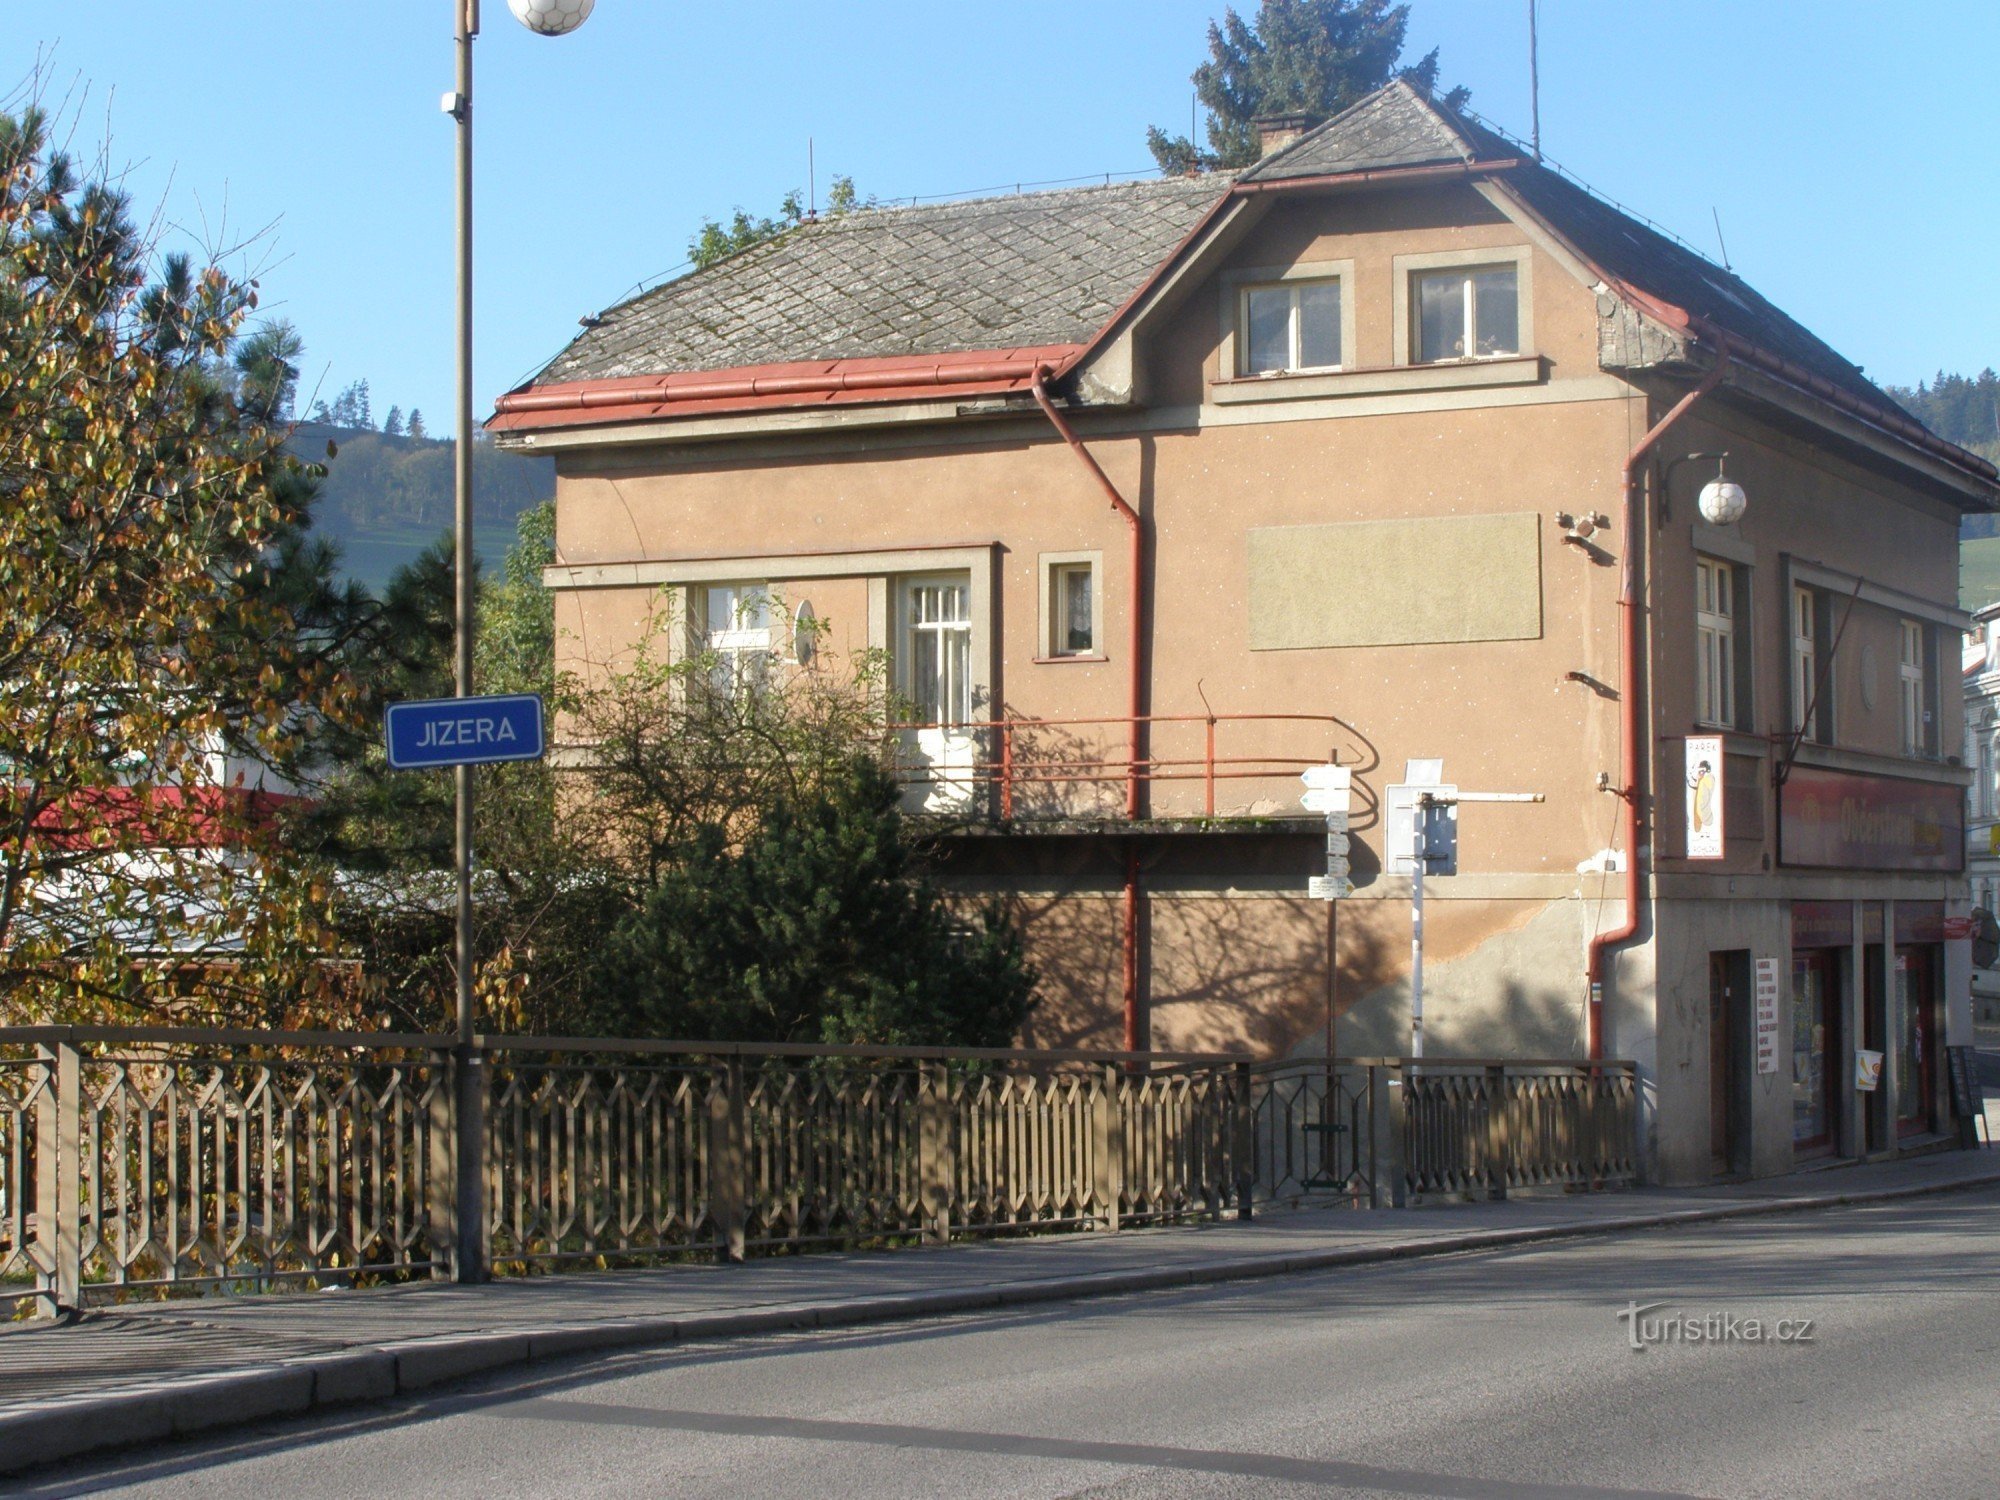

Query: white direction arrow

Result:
[1300,765,1351,817]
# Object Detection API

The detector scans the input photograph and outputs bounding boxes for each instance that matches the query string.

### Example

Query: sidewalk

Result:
[4,1148,1997,1476]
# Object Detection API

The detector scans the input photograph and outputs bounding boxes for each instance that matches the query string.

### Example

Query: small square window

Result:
[1238,277,1343,376]
[1413,265,1519,362]
[1050,563,1094,656]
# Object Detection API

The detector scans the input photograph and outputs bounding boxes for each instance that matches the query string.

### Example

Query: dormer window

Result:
[1413,264,1519,362]
[1238,277,1343,376]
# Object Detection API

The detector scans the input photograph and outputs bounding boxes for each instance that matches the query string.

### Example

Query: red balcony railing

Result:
[887,712,1349,821]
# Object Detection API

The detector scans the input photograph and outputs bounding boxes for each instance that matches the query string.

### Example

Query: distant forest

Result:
[1886,369,2000,537]
[292,380,554,591]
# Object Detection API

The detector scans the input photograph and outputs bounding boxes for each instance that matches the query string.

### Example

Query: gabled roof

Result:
[1245,82,1885,414]
[535,175,1230,387]
[495,82,1993,492]
[1238,79,1477,180]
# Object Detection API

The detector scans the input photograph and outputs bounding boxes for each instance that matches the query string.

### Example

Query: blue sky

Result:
[13,2,1997,425]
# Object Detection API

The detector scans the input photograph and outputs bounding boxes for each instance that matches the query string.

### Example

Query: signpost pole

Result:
[451,0,486,1285]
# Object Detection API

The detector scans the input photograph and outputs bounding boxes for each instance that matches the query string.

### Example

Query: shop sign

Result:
[1943,914,1976,941]
[1685,735,1724,859]
[1778,766,1963,872]
[1753,957,1781,1076]
[1791,901,1853,949]
[1895,903,1945,943]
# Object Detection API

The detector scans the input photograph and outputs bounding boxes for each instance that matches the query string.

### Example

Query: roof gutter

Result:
[1229,158,1522,196]
[491,357,1060,419]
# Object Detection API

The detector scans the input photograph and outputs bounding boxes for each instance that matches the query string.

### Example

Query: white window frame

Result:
[1235,277,1345,377]
[1393,246,1533,367]
[1696,557,1736,729]
[1899,618,1927,756]
[700,582,773,700]
[1984,733,1997,821]
[1038,551,1103,660]
[1791,585,1821,739]
[898,574,973,727]
[1217,261,1357,380]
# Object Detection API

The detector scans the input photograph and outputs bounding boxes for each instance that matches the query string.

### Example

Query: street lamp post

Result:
[445,0,592,1284]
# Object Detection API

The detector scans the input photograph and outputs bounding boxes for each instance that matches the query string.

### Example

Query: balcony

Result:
[889,712,1353,828]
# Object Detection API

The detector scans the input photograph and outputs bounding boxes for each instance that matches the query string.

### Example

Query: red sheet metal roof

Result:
[489,345,1083,433]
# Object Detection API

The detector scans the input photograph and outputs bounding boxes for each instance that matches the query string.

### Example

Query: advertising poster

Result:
[1686,735,1725,859]
[1753,957,1781,1075]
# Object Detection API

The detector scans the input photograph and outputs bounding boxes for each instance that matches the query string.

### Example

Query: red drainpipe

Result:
[1029,366,1146,1051]
[1586,351,1730,1058]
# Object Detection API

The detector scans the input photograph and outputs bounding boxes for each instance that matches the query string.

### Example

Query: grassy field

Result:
[1964,536,2000,613]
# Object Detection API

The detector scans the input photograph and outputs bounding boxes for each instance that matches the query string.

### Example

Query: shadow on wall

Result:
[1324,896,1590,1060]
[993,876,1588,1062]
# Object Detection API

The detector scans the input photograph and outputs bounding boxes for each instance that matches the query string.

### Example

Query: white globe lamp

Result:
[1697,476,1748,527]
[508,0,595,36]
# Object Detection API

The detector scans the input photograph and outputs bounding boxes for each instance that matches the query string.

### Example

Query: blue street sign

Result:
[385,693,545,770]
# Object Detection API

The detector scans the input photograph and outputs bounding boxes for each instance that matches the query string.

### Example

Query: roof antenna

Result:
[1711,207,1732,271]
[1528,0,1542,161]
[808,137,816,219]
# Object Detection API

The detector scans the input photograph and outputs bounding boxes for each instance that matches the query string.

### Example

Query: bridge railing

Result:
[1246,1058,1641,1209]
[1,1029,1640,1316]
[0,1028,1253,1313]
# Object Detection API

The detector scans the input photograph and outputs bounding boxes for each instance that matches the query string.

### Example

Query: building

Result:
[491,83,1997,1183]
[1962,603,2000,1022]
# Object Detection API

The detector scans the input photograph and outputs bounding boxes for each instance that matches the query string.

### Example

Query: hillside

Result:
[1963,536,2000,613]
[290,423,554,592]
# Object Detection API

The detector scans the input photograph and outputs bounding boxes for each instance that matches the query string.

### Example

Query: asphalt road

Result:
[18,1186,2000,1500]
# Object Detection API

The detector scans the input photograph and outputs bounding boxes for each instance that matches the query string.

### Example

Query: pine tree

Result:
[1147,0,1469,173]
[406,408,427,441]
[383,405,404,438]
[353,378,372,430]
[589,760,1034,1047]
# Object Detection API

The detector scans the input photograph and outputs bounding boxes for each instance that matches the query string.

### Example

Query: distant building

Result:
[493,83,1997,1182]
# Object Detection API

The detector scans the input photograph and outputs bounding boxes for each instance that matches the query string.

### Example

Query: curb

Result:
[4,1165,1997,1477]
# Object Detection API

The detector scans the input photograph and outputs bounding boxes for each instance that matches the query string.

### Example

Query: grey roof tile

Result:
[538,175,1229,385]
[1239,80,1474,181]
[523,82,1942,466]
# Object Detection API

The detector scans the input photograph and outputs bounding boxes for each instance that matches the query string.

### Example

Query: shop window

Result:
[900,575,972,726]
[1893,948,1937,1136]
[1413,265,1519,362]
[1791,951,1837,1153]
[1239,277,1343,375]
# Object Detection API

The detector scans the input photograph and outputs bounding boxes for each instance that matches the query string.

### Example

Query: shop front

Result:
[1789,901,1849,1158]
[1892,903,1943,1139]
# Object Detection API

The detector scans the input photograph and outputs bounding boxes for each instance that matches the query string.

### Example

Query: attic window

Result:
[1239,277,1343,376]
[1413,265,1519,362]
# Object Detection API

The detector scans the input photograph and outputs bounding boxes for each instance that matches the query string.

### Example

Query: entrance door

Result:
[1708,952,1745,1177]
[1894,946,1938,1137]
[1863,943,1887,1154]
[1791,950,1840,1156]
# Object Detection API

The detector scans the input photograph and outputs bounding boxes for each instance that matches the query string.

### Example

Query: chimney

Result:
[1254,112,1314,159]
